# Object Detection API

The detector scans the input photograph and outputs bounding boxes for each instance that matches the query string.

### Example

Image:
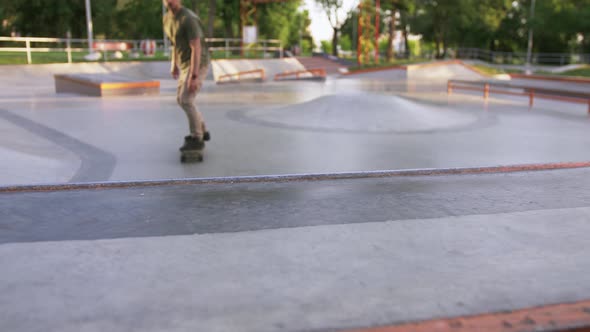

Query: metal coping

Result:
[1,161,590,194]
[449,79,590,98]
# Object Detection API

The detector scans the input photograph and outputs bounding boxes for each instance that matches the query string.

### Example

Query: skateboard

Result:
[180,147,204,163]
[179,132,209,163]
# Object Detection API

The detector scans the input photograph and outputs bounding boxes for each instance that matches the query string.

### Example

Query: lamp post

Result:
[85,0,94,54]
[525,0,536,75]
[83,0,101,60]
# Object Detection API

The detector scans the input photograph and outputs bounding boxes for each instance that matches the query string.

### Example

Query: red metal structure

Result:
[357,0,381,66]
[374,0,380,63]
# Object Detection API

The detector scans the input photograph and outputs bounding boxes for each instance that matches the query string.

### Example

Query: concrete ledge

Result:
[54,74,160,97]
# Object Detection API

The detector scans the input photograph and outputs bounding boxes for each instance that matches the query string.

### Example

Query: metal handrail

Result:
[217,69,266,84]
[274,68,327,81]
[447,79,590,114]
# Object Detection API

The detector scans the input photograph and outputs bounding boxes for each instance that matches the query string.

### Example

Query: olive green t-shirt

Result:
[163,7,209,70]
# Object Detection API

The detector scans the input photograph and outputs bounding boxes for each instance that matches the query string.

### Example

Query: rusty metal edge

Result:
[341,299,590,332]
[1,161,590,193]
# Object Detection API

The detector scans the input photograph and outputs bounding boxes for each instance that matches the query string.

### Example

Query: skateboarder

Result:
[163,0,210,154]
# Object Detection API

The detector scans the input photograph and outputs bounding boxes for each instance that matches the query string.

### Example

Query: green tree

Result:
[257,1,311,49]
[0,5,8,35]
[580,2,590,53]
[487,0,590,56]
[114,0,162,39]
[529,0,581,53]
[0,0,87,38]
[219,0,240,38]
[411,0,514,57]
[316,0,349,56]
[380,0,412,61]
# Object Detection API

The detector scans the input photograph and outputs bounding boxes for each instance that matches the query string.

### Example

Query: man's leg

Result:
[195,64,210,140]
[177,68,204,140]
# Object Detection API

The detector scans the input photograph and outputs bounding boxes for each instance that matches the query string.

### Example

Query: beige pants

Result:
[177,65,209,139]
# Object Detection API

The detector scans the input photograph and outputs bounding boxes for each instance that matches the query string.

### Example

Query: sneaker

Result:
[186,136,205,150]
[179,135,192,151]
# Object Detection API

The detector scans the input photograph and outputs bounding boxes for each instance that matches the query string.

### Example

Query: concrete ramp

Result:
[341,61,486,82]
[211,58,305,83]
[240,94,479,133]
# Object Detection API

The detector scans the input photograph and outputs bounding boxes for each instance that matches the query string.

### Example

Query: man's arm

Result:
[170,47,179,79]
[188,37,201,91]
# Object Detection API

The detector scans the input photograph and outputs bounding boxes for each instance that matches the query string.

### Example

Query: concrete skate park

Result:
[1,58,590,332]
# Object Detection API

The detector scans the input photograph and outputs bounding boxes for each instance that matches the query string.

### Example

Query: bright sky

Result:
[303,0,358,43]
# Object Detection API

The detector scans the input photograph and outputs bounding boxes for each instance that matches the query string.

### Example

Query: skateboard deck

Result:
[180,148,204,163]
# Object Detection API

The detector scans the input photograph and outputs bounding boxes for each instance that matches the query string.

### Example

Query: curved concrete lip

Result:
[232,94,482,134]
[2,161,589,193]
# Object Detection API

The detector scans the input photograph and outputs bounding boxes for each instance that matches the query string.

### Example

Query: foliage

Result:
[320,40,332,53]
[2,0,589,57]
[257,1,312,49]
[408,0,590,55]
[114,0,162,39]
[408,39,420,57]
[316,0,350,56]
[340,34,352,51]
[0,0,312,50]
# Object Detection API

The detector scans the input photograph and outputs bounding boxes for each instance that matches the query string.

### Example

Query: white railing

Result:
[457,47,590,66]
[206,38,283,59]
[0,36,283,64]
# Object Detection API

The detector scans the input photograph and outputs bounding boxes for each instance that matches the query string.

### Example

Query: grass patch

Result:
[470,64,507,76]
[348,58,428,72]
[0,49,285,65]
[556,66,590,78]
[468,64,522,75]
[0,50,169,65]
[534,66,590,78]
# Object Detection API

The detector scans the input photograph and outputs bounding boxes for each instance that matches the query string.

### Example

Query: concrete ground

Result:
[1,61,589,332]
[0,62,589,186]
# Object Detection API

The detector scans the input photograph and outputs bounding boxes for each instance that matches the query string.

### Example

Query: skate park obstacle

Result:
[448,79,590,114]
[217,69,266,84]
[54,74,160,97]
[274,68,327,81]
